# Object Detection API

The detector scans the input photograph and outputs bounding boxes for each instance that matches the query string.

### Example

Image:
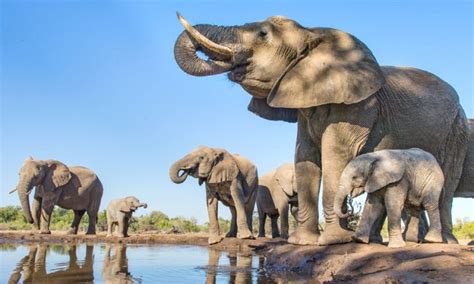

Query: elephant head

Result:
[120,196,147,213]
[174,14,385,122]
[169,146,238,185]
[334,153,404,218]
[15,157,72,223]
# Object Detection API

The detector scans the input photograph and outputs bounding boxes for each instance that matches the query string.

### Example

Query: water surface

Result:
[0,242,281,283]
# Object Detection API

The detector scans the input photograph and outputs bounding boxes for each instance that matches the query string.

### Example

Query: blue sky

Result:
[1,0,472,224]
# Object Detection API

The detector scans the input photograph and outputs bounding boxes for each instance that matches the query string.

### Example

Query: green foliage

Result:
[0,206,210,233]
[453,218,474,240]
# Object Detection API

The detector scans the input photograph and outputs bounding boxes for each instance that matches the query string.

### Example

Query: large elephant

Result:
[173,14,469,245]
[169,146,258,244]
[257,163,297,239]
[102,245,137,284]
[14,157,103,234]
[334,148,444,248]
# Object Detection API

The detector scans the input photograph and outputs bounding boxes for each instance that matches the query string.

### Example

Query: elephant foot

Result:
[86,230,96,235]
[288,228,319,245]
[277,233,286,239]
[226,231,237,238]
[208,235,224,245]
[106,233,112,238]
[424,230,443,243]
[67,227,78,235]
[318,225,352,246]
[40,230,51,234]
[352,232,369,244]
[388,238,406,248]
[443,232,459,244]
[257,233,265,238]
[237,230,254,240]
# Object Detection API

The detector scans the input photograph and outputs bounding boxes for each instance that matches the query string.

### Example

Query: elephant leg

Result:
[278,203,289,239]
[39,202,54,234]
[124,217,129,237]
[68,210,86,235]
[117,219,125,238]
[439,113,467,244]
[270,215,280,238]
[207,188,223,245]
[85,209,97,235]
[230,179,253,239]
[257,206,266,238]
[226,207,237,238]
[423,190,443,243]
[107,218,113,237]
[403,209,428,242]
[368,210,386,243]
[385,183,408,248]
[353,194,385,243]
[31,196,42,232]
[288,119,322,245]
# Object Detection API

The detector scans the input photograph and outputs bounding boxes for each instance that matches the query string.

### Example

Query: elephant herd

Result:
[9,14,473,248]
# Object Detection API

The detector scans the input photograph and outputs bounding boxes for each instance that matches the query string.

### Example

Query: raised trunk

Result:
[17,179,34,224]
[174,22,237,76]
[139,203,148,208]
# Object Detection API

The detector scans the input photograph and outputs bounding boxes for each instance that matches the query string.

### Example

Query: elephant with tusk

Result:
[173,14,470,245]
[334,148,445,248]
[169,146,258,245]
[14,157,103,235]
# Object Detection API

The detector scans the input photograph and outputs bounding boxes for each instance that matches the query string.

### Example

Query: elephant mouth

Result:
[228,68,273,98]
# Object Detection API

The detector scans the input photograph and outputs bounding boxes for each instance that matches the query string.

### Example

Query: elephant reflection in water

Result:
[102,244,139,284]
[8,244,94,283]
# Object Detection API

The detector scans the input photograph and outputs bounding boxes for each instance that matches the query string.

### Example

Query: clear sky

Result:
[1,0,472,224]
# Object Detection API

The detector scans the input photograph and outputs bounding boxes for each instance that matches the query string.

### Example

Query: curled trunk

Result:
[17,179,34,224]
[169,156,193,184]
[174,21,237,76]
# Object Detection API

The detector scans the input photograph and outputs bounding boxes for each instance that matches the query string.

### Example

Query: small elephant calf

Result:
[106,196,147,238]
[334,148,444,248]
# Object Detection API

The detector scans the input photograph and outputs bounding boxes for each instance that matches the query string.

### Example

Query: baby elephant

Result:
[334,148,444,248]
[106,196,147,237]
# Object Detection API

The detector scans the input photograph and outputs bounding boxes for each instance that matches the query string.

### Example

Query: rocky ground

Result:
[1,230,473,283]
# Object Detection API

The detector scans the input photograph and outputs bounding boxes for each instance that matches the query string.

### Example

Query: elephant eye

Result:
[200,156,204,160]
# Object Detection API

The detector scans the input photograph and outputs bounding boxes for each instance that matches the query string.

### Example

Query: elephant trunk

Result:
[139,203,148,209]
[334,184,351,219]
[17,178,34,224]
[169,155,195,184]
[174,14,237,76]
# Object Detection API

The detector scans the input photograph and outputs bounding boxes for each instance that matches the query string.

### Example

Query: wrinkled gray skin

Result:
[455,119,474,199]
[15,157,103,234]
[174,15,470,245]
[335,148,444,248]
[257,163,298,239]
[169,146,258,244]
[106,196,147,238]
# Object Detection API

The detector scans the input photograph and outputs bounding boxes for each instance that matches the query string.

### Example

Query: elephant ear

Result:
[275,164,297,197]
[208,150,239,184]
[45,161,72,190]
[365,156,404,193]
[119,200,132,213]
[267,29,385,109]
[248,98,297,123]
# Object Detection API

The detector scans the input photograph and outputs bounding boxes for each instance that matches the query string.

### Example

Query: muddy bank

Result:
[265,242,474,283]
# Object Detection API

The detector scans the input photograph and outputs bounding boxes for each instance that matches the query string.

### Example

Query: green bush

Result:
[453,218,474,240]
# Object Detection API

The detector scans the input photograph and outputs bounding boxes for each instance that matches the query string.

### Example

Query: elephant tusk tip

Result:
[9,188,17,194]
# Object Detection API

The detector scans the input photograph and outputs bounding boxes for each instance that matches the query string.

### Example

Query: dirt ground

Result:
[1,230,473,283]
